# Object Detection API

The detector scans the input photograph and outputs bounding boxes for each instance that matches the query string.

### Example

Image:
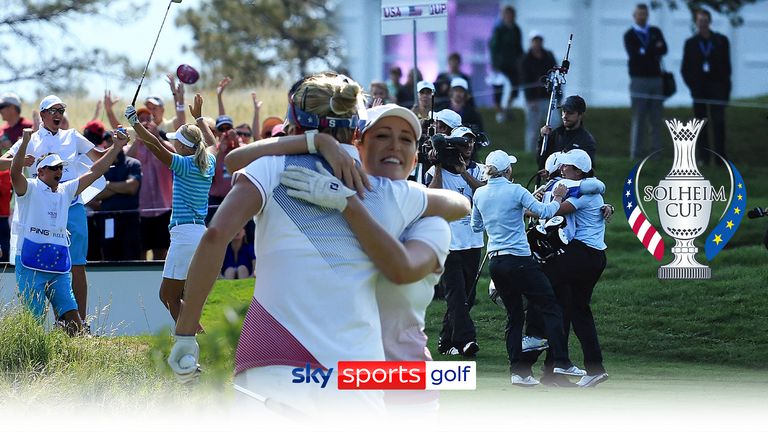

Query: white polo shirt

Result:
[8,127,95,184]
[234,146,428,374]
[376,216,451,361]
[426,163,485,250]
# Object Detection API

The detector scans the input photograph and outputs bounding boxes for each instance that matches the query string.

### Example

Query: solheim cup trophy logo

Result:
[623,119,748,280]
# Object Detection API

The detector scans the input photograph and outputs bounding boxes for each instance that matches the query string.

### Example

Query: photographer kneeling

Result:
[425,126,486,357]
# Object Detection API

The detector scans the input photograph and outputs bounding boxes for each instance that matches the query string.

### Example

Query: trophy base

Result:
[658,266,711,280]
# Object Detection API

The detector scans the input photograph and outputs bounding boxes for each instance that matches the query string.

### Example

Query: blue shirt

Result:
[472,177,560,256]
[169,153,216,224]
[566,193,607,250]
[101,152,142,212]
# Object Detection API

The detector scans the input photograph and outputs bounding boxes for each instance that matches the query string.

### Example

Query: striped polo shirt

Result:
[169,153,215,225]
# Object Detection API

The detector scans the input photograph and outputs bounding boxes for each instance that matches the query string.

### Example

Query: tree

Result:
[175,0,342,87]
[653,0,767,26]
[0,0,142,95]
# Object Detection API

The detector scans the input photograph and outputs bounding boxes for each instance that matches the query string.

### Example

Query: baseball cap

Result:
[416,80,435,93]
[261,116,284,139]
[361,104,421,138]
[145,96,164,107]
[37,153,68,169]
[83,120,106,136]
[450,77,469,90]
[559,149,592,173]
[544,152,563,174]
[528,29,544,40]
[434,109,462,129]
[485,150,517,171]
[0,93,22,109]
[215,115,234,130]
[559,95,587,113]
[271,123,286,137]
[39,95,66,112]
[449,126,476,138]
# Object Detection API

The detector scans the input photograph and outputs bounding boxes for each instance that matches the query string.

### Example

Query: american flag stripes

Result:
[623,164,665,261]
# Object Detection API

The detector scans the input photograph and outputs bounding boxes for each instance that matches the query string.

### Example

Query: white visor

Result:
[166,128,197,148]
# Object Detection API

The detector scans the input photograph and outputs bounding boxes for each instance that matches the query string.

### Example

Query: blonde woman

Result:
[124,94,216,326]
[169,74,467,414]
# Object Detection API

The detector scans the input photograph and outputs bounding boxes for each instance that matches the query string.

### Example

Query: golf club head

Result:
[171,0,183,3]
[177,64,200,85]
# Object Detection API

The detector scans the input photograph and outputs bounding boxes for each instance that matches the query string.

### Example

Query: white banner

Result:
[381,2,448,35]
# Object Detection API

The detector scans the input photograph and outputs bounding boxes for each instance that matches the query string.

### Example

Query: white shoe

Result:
[511,374,540,387]
[522,336,549,352]
[444,347,460,356]
[495,112,505,124]
[577,373,609,387]
[553,365,587,376]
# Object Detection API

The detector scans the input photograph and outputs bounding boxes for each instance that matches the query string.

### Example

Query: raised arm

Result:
[188,93,216,148]
[125,106,174,167]
[75,131,128,196]
[103,90,122,129]
[216,77,232,116]
[10,129,33,196]
[250,91,262,140]
[169,73,187,131]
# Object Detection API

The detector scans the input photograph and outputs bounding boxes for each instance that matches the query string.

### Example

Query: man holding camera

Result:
[537,95,596,171]
[426,126,486,357]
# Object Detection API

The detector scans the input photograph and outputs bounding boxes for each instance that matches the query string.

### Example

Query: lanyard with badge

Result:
[699,39,713,73]
[634,28,649,55]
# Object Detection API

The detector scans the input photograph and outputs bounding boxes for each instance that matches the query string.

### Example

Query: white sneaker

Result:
[553,365,587,376]
[495,112,505,124]
[577,373,609,388]
[444,347,460,356]
[522,336,549,352]
[511,374,540,387]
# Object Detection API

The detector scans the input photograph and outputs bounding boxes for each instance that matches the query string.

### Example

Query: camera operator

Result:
[538,95,596,170]
[426,126,486,357]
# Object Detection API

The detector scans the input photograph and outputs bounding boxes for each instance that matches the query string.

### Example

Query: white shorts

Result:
[162,224,206,280]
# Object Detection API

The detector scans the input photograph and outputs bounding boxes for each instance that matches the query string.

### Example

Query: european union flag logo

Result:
[705,162,747,260]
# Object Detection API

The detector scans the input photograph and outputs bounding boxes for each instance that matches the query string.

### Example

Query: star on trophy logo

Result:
[623,119,747,280]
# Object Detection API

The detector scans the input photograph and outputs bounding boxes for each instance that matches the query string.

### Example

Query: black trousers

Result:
[94,212,142,261]
[438,248,482,350]
[525,240,607,375]
[489,254,569,376]
[693,100,727,164]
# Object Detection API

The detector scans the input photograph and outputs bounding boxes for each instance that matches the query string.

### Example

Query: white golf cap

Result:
[39,95,66,112]
[559,149,592,173]
[166,126,198,148]
[362,104,421,138]
[485,149,517,171]
[434,109,462,129]
[529,29,544,40]
[416,80,435,93]
[545,152,563,174]
[0,93,22,109]
[450,126,476,138]
[145,96,164,107]
[450,77,469,90]
[37,153,67,169]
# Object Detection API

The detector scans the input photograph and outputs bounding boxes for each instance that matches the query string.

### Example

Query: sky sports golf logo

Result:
[623,118,746,279]
[291,361,476,390]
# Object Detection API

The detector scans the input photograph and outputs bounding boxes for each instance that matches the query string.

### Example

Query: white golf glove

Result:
[167,335,200,385]
[280,161,356,211]
[124,105,139,126]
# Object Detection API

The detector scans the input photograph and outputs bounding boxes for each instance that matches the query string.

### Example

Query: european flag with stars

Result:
[705,162,746,260]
